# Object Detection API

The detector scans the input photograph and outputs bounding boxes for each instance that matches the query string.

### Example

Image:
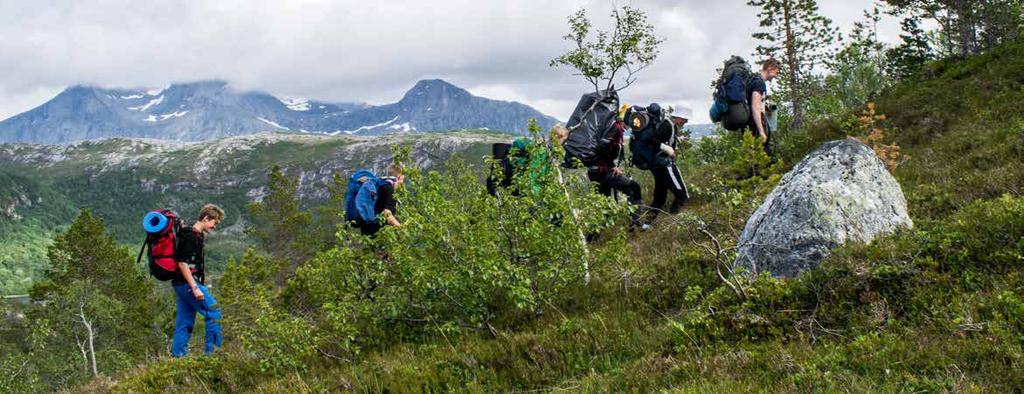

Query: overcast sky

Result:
[0,0,905,124]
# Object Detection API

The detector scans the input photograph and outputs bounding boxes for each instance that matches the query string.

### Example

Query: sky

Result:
[0,0,906,124]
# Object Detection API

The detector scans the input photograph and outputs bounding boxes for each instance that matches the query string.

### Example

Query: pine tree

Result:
[884,0,1023,57]
[748,0,840,132]
[246,165,321,279]
[886,9,935,79]
[26,209,158,388]
[826,6,891,109]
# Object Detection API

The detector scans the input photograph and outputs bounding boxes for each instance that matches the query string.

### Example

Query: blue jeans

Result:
[172,283,222,357]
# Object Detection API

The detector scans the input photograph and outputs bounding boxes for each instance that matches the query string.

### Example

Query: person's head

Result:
[761,58,782,81]
[387,163,405,186]
[551,124,569,145]
[195,204,225,234]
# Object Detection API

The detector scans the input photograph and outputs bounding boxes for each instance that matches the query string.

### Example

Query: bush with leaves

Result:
[219,251,321,375]
[281,121,630,351]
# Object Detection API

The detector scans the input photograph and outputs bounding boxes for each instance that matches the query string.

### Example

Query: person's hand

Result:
[758,132,768,144]
[612,167,624,176]
[666,147,677,158]
[192,287,204,301]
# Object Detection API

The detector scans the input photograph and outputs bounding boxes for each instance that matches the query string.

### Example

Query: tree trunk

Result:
[555,166,591,283]
[953,0,976,55]
[783,0,802,131]
[546,143,591,283]
[76,338,89,372]
[79,305,98,377]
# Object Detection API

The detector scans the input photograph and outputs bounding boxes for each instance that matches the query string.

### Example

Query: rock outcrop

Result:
[734,139,913,277]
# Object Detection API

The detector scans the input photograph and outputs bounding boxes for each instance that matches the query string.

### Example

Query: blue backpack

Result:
[710,56,755,131]
[344,170,391,223]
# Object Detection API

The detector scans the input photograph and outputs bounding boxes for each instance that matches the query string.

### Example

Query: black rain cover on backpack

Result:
[563,88,620,168]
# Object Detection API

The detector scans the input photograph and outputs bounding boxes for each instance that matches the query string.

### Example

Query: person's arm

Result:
[379,184,401,228]
[752,91,767,142]
[177,262,204,301]
[653,122,676,158]
[381,209,401,227]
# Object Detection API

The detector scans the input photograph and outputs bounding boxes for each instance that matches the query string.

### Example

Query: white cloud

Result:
[0,0,904,124]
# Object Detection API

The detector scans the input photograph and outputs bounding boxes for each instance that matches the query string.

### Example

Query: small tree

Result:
[550,5,663,93]
[246,165,322,280]
[885,9,935,79]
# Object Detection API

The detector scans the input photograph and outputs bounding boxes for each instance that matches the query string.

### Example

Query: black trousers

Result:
[587,169,642,205]
[649,163,688,217]
[588,169,643,224]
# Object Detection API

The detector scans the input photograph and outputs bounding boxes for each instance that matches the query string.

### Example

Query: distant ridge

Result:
[0,79,560,144]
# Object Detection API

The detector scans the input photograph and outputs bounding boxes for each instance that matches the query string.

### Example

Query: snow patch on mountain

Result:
[256,117,289,130]
[128,95,164,112]
[160,111,188,121]
[121,94,144,100]
[335,116,400,135]
[278,97,311,111]
[389,122,415,132]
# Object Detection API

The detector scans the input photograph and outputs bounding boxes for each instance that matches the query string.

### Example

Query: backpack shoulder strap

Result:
[136,237,150,264]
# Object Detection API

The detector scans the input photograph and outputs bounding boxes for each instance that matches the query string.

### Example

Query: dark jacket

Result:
[635,115,676,168]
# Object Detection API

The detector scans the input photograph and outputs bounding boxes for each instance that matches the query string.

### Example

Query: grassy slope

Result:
[95,42,1024,392]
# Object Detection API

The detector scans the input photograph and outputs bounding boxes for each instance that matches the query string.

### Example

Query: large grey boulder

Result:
[734,139,913,277]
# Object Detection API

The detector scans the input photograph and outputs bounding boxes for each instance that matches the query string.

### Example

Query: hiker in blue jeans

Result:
[171,204,224,357]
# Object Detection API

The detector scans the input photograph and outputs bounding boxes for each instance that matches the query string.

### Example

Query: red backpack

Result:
[137,209,185,281]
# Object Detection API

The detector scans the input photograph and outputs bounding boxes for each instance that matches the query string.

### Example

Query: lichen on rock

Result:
[734,139,913,277]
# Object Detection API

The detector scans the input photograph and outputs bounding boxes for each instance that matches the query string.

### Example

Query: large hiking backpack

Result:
[563,88,620,168]
[137,209,185,281]
[626,104,678,170]
[625,105,653,170]
[486,139,531,196]
[345,170,393,224]
[710,56,756,131]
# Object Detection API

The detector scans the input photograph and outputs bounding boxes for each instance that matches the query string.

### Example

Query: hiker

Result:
[487,137,550,197]
[747,58,781,156]
[554,121,646,228]
[171,204,225,357]
[346,163,404,236]
[630,103,689,221]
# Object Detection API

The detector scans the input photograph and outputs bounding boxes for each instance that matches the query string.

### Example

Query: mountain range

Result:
[0,79,561,144]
